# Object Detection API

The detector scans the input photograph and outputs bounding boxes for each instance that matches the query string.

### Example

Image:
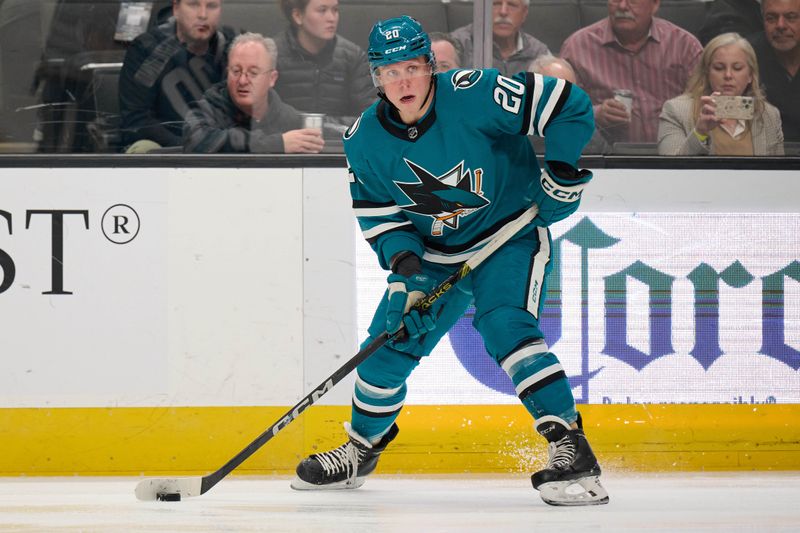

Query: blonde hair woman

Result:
[658,32,784,156]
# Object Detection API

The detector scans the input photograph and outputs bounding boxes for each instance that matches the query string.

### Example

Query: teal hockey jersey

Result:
[344,68,594,270]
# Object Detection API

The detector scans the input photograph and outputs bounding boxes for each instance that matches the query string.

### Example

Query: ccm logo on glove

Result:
[540,171,587,203]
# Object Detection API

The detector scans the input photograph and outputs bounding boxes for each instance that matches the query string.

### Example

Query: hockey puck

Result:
[156,492,181,502]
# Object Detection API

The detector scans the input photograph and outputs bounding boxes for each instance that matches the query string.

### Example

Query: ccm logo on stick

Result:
[272,379,334,436]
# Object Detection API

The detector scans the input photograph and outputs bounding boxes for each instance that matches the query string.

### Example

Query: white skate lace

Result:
[314,441,364,486]
[546,435,576,470]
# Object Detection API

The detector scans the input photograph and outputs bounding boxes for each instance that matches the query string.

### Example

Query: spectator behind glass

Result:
[560,0,702,145]
[184,33,324,153]
[698,0,763,45]
[429,32,463,72]
[119,0,234,153]
[658,33,784,156]
[748,0,800,141]
[273,0,375,130]
[450,0,550,75]
[528,54,610,154]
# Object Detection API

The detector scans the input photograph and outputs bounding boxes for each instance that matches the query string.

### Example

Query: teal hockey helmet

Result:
[367,15,434,82]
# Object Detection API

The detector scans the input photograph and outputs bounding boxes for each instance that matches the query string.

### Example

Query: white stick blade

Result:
[134,477,203,501]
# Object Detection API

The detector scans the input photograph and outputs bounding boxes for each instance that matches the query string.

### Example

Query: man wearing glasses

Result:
[120,0,234,152]
[184,33,324,153]
[560,0,702,146]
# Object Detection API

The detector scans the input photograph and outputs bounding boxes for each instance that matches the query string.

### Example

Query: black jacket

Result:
[749,32,800,142]
[119,19,235,147]
[698,0,763,45]
[183,83,302,153]
[273,27,376,127]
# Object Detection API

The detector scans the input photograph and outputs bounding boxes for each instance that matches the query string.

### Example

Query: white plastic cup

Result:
[300,113,325,132]
[613,89,633,115]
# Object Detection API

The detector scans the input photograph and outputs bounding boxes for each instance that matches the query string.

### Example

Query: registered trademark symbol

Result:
[101,204,140,244]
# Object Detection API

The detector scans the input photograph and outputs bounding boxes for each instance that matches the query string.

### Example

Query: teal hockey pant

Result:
[352,226,578,441]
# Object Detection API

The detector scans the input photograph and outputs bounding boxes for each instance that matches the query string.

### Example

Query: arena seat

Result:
[35,0,146,152]
[526,0,582,56]
[86,62,123,152]
[50,50,125,152]
[217,0,286,39]
[443,1,472,32]
[338,0,449,50]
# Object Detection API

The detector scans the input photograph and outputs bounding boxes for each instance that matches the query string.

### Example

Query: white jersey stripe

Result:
[354,205,402,217]
[514,364,564,397]
[423,249,480,264]
[527,73,544,136]
[355,374,403,398]
[352,394,405,414]
[500,340,549,374]
[362,220,413,240]
[423,210,535,264]
[527,226,551,319]
[536,78,566,135]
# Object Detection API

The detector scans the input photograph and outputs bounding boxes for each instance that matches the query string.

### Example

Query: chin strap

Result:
[418,75,436,112]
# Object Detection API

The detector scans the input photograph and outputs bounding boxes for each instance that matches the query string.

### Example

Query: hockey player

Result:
[291,15,608,506]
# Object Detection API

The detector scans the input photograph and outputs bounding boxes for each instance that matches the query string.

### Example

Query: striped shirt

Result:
[560,17,702,143]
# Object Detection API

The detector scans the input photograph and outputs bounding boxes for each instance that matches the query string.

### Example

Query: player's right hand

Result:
[386,273,437,340]
[283,129,325,153]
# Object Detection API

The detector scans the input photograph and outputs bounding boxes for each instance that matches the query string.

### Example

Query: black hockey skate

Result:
[290,423,399,490]
[531,415,609,506]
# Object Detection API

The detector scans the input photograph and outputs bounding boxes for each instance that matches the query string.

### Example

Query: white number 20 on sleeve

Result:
[493,75,525,114]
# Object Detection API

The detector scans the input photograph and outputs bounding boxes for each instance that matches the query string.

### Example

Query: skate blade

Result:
[537,475,609,506]
[290,476,367,491]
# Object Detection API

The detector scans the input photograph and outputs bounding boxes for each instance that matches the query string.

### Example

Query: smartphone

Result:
[713,95,755,120]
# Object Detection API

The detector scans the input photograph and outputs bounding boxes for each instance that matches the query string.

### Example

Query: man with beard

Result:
[560,0,702,145]
[120,0,235,152]
[749,0,800,141]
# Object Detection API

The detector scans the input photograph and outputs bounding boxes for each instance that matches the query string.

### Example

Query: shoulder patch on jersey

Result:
[451,69,483,91]
[344,114,362,140]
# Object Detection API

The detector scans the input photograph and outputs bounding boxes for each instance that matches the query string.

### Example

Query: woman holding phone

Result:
[658,32,784,156]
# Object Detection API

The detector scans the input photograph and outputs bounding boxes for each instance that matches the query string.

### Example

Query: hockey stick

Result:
[134,203,539,501]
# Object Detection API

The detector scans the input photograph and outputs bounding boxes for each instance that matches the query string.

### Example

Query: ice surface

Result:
[1,473,798,532]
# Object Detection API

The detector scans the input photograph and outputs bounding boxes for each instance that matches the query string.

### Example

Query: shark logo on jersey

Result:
[451,69,483,90]
[394,159,489,236]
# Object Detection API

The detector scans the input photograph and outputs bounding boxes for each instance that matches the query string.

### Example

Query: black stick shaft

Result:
[197,204,537,495]
[199,266,468,494]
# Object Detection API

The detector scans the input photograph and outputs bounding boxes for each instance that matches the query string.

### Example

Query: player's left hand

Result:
[532,161,593,227]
